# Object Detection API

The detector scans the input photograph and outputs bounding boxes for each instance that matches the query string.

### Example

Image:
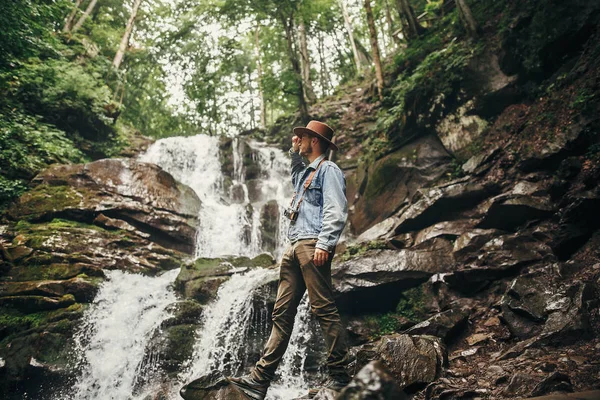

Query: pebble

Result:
[487,365,504,375]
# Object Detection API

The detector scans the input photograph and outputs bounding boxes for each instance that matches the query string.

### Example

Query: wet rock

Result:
[332,238,455,312]
[6,221,186,276]
[452,228,502,261]
[180,371,245,400]
[355,334,446,392]
[413,219,479,246]
[536,282,594,345]
[551,193,600,259]
[502,373,543,397]
[338,361,408,400]
[530,371,573,397]
[175,255,275,303]
[436,100,489,155]
[9,159,201,254]
[0,277,98,304]
[393,179,499,234]
[0,294,75,313]
[348,134,451,234]
[478,193,555,231]
[259,201,280,254]
[442,233,554,293]
[462,146,502,175]
[404,308,469,343]
[500,268,560,338]
[355,216,398,244]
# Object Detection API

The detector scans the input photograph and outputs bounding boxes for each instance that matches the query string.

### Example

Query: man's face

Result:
[299,133,314,157]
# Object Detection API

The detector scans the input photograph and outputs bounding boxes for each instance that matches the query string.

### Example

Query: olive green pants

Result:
[252,239,348,382]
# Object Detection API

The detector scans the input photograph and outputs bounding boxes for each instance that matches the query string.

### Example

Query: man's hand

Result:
[313,248,330,266]
[292,135,300,153]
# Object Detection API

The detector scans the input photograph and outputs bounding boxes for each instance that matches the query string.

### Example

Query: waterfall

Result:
[66,269,179,400]
[67,134,320,400]
[139,135,292,259]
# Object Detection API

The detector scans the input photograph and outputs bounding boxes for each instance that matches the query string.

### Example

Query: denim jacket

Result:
[287,151,348,252]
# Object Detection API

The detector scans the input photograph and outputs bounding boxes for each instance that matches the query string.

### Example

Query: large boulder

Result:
[478,193,555,231]
[332,238,455,312]
[403,308,469,344]
[393,179,499,234]
[338,361,408,400]
[9,159,201,254]
[354,334,446,392]
[347,134,451,234]
[441,233,554,293]
[500,268,560,339]
[175,255,275,303]
[2,219,187,277]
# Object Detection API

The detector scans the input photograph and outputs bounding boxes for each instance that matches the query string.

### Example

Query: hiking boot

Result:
[227,373,270,400]
[307,374,351,398]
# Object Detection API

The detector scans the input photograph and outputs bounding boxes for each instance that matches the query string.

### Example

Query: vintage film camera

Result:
[283,207,299,222]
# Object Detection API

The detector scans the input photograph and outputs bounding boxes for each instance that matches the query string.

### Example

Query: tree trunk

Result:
[113,0,143,69]
[364,0,384,100]
[456,0,478,37]
[281,14,309,121]
[384,0,401,47]
[71,0,98,33]
[254,25,266,129]
[339,0,362,75]
[63,0,83,32]
[298,18,317,104]
[395,0,424,39]
[317,30,330,97]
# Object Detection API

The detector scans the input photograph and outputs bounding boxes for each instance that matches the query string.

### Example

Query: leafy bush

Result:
[0,109,86,208]
[9,58,116,142]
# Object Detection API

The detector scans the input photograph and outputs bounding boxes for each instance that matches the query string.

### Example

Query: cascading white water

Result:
[67,269,180,400]
[139,135,292,259]
[68,134,319,400]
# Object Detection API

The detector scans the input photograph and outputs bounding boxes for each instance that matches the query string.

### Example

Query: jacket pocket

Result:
[304,182,322,206]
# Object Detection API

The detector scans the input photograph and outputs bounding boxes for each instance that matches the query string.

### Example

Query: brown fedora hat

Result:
[293,120,339,151]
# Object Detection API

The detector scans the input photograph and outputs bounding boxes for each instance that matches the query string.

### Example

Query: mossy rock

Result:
[0,294,75,314]
[162,300,204,328]
[162,324,198,372]
[9,185,81,221]
[4,263,104,282]
[179,276,230,303]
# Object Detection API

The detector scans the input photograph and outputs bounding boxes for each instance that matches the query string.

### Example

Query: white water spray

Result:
[67,269,179,400]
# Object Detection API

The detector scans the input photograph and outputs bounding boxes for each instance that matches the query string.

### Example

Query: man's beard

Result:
[300,141,313,157]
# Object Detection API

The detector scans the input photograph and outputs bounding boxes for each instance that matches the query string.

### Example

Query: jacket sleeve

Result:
[290,149,306,187]
[316,164,348,252]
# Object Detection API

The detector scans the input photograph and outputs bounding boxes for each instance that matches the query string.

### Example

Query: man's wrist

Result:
[315,242,332,253]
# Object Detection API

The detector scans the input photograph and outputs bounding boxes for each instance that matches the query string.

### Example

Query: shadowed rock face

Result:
[9,158,201,254]
[347,134,452,234]
[393,178,500,235]
[332,238,455,312]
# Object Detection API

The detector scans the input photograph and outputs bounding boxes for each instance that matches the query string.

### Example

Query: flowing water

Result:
[65,134,319,399]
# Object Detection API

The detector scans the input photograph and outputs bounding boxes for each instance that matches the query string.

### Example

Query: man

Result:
[228,120,350,399]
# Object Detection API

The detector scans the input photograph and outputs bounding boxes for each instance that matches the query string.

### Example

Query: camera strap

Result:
[289,158,327,210]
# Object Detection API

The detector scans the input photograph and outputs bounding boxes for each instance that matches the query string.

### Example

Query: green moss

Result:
[12,185,80,220]
[396,286,427,321]
[341,240,388,262]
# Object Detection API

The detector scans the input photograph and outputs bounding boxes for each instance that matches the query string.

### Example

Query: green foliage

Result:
[571,88,596,113]
[396,286,427,321]
[9,58,115,141]
[0,109,86,208]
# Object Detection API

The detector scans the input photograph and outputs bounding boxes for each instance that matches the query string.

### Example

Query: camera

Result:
[284,208,299,222]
